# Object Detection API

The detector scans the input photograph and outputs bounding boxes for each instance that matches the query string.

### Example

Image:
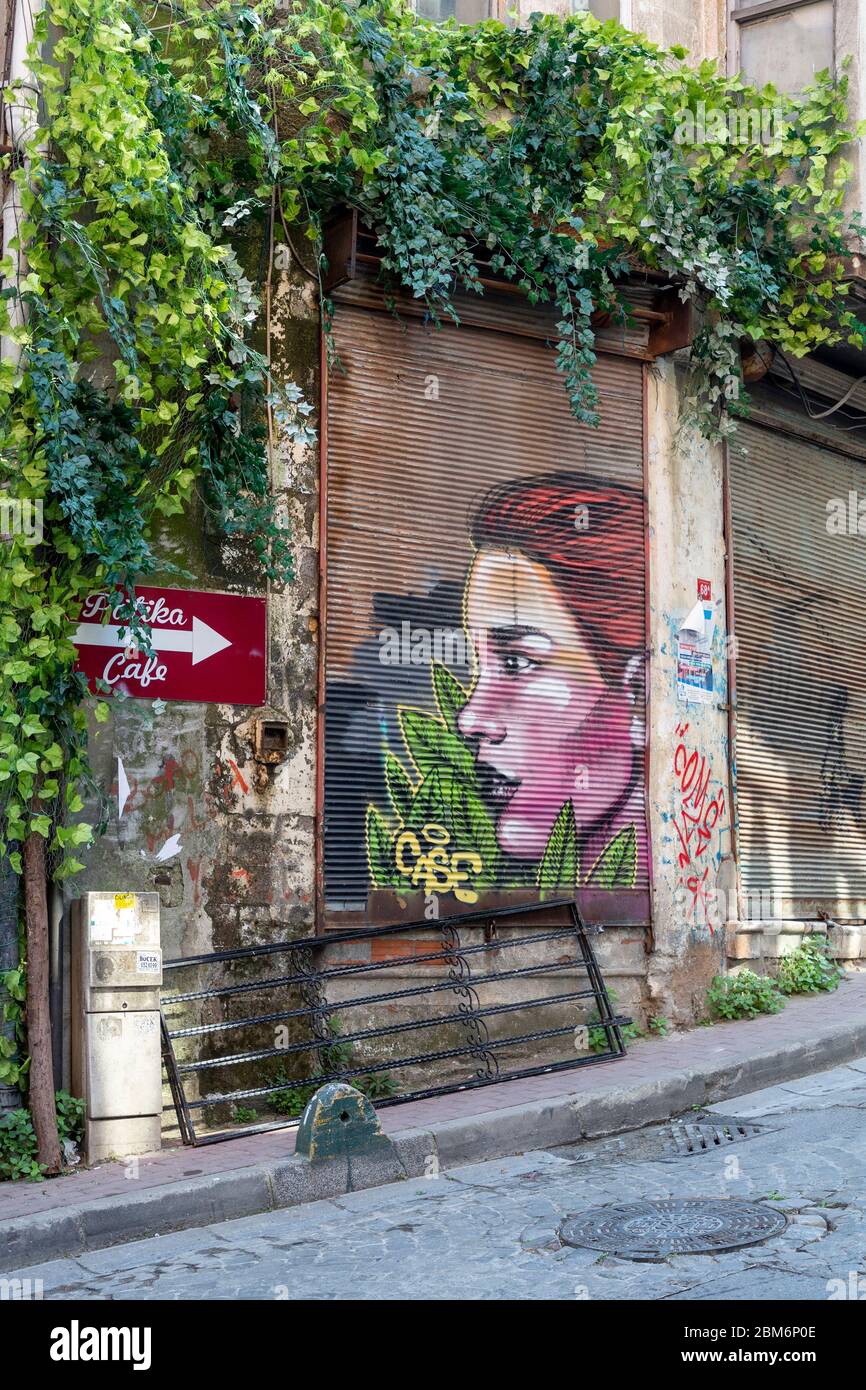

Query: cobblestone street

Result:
[11,1059,866,1301]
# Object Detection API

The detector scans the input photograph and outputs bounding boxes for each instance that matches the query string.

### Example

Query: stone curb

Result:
[4,1009,866,1272]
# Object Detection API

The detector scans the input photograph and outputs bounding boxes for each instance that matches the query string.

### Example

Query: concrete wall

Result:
[517,0,725,63]
[67,257,322,966]
[836,0,866,230]
[644,359,732,1024]
[630,0,723,61]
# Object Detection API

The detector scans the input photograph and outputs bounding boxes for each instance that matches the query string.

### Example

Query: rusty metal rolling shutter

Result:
[729,417,866,916]
[323,301,648,921]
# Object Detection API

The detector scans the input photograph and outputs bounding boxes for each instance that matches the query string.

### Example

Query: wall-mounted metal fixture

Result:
[254,718,290,765]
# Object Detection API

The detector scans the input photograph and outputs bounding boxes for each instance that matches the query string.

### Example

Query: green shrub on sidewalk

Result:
[706,970,786,1021]
[777,935,844,995]
[587,988,643,1052]
[0,1091,84,1182]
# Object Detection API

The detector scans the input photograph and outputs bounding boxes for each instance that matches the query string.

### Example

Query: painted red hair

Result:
[470,472,645,679]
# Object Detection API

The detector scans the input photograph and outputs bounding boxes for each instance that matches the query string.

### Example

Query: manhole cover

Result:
[559,1198,788,1261]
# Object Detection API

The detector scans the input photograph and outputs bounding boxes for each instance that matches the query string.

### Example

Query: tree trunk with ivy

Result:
[23,833,60,1174]
[0,855,21,1113]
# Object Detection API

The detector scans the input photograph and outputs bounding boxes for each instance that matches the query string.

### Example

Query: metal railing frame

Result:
[161,897,629,1146]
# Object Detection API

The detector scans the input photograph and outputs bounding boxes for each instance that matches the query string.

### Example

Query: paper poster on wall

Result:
[677,599,715,705]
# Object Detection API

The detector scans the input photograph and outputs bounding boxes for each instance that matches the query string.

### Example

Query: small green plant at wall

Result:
[705,970,786,1021]
[270,1078,318,1119]
[356,1071,399,1101]
[646,1014,670,1038]
[0,1090,84,1182]
[777,935,844,995]
[231,1105,259,1125]
[587,988,642,1052]
[269,1015,396,1115]
[0,955,27,1091]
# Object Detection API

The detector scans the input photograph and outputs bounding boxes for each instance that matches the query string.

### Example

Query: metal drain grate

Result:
[669,1118,764,1155]
[560,1198,788,1261]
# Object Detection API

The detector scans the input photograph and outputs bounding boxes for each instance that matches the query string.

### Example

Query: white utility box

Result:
[71,892,163,1162]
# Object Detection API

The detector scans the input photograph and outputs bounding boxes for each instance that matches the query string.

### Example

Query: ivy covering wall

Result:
[0,0,863,1097]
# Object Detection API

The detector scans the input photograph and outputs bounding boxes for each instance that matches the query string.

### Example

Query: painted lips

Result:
[477,763,520,810]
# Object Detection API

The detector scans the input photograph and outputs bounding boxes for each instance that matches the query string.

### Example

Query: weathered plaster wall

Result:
[645,356,732,1024]
[630,0,723,61]
[836,0,866,231]
[67,254,321,966]
[515,0,724,64]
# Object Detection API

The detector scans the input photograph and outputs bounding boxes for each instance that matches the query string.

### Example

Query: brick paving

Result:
[1,972,864,1223]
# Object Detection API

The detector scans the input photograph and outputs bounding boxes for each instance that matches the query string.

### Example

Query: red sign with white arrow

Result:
[73,587,267,705]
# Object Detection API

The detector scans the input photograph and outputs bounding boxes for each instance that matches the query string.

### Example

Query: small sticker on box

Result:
[136,951,160,975]
[114,893,135,910]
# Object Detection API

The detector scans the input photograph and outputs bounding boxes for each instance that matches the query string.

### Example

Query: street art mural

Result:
[328,472,649,908]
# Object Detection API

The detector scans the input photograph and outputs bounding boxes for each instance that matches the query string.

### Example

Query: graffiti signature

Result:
[394,824,483,903]
[672,722,725,930]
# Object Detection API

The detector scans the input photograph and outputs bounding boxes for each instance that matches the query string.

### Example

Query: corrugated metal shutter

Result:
[730,417,866,915]
[324,301,648,921]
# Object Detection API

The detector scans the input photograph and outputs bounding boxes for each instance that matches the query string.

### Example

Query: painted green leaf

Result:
[399,708,475,780]
[384,752,414,823]
[431,661,469,734]
[585,824,637,889]
[365,805,399,887]
[408,768,500,883]
[536,800,579,891]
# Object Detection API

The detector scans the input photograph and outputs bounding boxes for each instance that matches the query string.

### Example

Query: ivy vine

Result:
[0,0,863,1092]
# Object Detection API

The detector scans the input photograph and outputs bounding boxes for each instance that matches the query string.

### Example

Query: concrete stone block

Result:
[346,1148,406,1192]
[391,1126,438,1178]
[79,1167,272,1249]
[268,1154,349,1208]
[86,1115,161,1164]
[295,1083,393,1162]
[0,1209,85,1273]
[727,935,759,961]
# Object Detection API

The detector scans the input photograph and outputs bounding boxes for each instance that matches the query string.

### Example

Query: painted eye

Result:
[502,652,535,676]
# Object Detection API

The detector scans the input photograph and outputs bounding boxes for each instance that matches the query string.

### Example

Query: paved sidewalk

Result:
[13,1059,866,1301]
[2,973,865,1270]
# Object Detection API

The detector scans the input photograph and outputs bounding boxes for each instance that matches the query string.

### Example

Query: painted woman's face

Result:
[458,548,636,859]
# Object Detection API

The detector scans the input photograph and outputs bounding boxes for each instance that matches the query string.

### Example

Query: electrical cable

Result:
[776,349,866,422]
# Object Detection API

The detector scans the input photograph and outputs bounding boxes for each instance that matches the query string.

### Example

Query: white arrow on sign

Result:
[73,616,232,667]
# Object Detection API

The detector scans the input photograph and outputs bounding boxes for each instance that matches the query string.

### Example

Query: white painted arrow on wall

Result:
[73,617,232,666]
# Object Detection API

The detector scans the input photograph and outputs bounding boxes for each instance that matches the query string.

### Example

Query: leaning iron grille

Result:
[160,898,628,1146]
